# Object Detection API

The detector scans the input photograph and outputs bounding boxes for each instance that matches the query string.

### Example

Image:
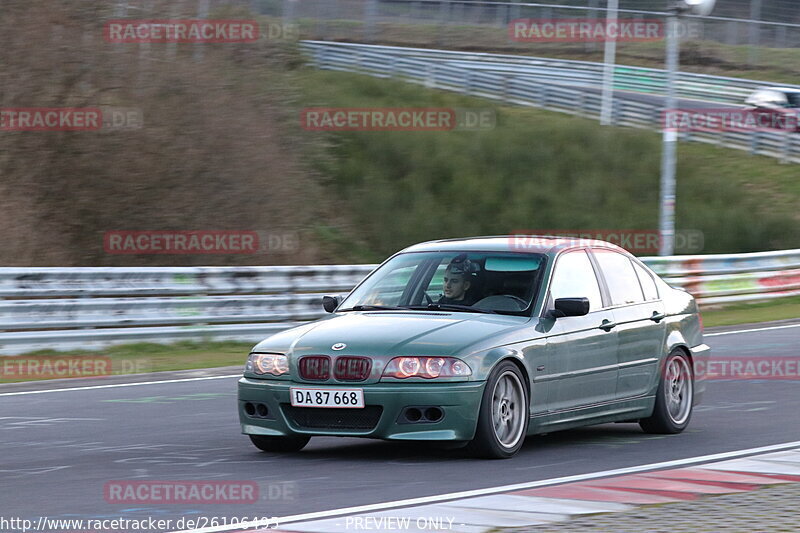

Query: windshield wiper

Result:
[405,304,497,314]
[338,304,407,312]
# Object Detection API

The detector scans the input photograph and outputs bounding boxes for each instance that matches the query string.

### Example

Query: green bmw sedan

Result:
[238,236,709,458]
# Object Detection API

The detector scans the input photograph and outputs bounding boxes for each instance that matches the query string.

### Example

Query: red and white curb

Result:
[265,446,800,533]
[170,441,800,533]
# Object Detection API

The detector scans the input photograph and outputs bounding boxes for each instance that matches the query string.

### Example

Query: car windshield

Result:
[339,251,546,316]
[786,92,800,108]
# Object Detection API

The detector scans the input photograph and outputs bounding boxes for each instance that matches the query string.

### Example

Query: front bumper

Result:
[238,377,485,441]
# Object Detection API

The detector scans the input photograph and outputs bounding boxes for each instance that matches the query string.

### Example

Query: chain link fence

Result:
[244,0,800,71]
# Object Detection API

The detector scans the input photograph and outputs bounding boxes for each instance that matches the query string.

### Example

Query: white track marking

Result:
[705,322,800,337]
[169,440,800,533]
[0,375,240,397]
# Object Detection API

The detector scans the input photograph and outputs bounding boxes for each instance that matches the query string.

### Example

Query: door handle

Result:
[599,319,617,332]
[650,311,666,323]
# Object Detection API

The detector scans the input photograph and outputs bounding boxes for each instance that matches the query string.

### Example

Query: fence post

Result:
[283,0,295,22]
[585,0,599,53]
[495,1,506,27]
[776,25,787,48]
[748,0,762,66]
[167,0,184,60]
[436,0,451,48]
[194,0,209,62]
[364,0,377,43]
[726,21,738,45]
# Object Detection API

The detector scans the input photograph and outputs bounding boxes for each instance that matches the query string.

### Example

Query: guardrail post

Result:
[750,130,761,155]
[355,49,363,74]
[465,70,473,96]
[611,99,619,126]
[425,63,436,89]
[781,130,791,164]
[316,46,326,70]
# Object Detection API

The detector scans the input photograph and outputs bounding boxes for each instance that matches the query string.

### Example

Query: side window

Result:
[593,250,645,306]
[549,250,603,312]
[632,261,659,301]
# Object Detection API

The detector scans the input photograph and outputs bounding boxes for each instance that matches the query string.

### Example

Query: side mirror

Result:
[322,295,340,313]
[548,297,590,318]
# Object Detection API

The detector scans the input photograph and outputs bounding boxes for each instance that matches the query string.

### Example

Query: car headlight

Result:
[382,357,472,379]
[246,353,289,376]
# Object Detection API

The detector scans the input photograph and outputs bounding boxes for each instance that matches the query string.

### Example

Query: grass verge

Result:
[0,341,252,384]
[296,69,800,263]
[701,296,800,328]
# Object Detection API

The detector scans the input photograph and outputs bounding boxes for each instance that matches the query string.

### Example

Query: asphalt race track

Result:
[2,322,800,528]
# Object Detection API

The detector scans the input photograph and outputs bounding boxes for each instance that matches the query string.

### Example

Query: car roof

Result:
[400,235,628,255]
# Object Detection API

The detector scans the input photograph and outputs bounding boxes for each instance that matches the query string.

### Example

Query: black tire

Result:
[466,360,529,459]
[248,434,310,453]
[640,350,694,434]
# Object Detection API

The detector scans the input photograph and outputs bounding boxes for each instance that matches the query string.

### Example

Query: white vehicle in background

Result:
[744,87,800,132]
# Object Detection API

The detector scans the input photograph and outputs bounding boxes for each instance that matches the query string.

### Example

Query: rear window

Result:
[593,250,645,306]
[633,261,659,301]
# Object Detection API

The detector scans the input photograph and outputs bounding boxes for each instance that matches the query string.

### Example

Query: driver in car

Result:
[438,256,478,306]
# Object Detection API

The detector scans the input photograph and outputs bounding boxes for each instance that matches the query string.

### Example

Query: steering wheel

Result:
[423,292,434,305]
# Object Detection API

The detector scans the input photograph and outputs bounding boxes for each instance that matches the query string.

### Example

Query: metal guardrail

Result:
[301,40,800,164]
[1,250,799,355]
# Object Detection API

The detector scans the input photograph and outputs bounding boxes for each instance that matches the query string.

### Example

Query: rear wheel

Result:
[467,361,529,459]
[248,435,310,453]
[640,350,693,434]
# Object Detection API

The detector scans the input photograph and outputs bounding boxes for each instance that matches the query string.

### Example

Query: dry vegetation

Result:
[0,0,332,266]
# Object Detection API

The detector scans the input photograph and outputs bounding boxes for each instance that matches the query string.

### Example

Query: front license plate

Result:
[290,387,365,408]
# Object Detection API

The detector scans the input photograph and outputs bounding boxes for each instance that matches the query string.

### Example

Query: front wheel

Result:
[467,361,529,459]
[640,350,694,434]
[249,434,310,453]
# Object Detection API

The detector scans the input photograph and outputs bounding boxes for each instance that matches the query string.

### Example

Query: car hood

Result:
[252,311,530,358]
